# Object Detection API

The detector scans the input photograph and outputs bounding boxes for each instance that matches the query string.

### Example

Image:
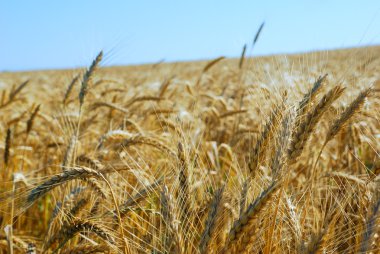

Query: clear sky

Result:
[1,1,380,71]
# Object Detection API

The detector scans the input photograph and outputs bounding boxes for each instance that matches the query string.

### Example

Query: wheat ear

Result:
[0,80,28,109]
[296,75,327,124]
[63,75,79,104]
[239,44,247,69]
[223,181,280,253]
[270,111,293,179]
[79,51,103,107]
[4,128,11,166]
[161,186,182,254]
[177,143,191,225]
[239,180,249,216]
[312,87,371,172]
[195,56,225,87]
[62,134,77,169]
[26,104,40,134]
[359,194,380,253]
[47,219,115,252]
[122,135,176,158]
[9,80,29,101]
[252,22,265,47]
[288,85,345,164]
[199,185,225,254]
[27,167,102,204]
[248,105,283,177]
[125,95,162,108]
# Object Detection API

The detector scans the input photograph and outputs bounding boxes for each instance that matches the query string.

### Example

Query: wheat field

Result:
[0,46,379,253]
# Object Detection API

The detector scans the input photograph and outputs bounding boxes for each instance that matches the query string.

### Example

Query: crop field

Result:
[0,46,379,253]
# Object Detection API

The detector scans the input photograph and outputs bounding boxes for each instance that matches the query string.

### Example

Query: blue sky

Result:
[1,1,380,71]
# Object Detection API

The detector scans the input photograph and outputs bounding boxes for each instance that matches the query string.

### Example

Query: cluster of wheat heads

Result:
[0,47,380,253]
